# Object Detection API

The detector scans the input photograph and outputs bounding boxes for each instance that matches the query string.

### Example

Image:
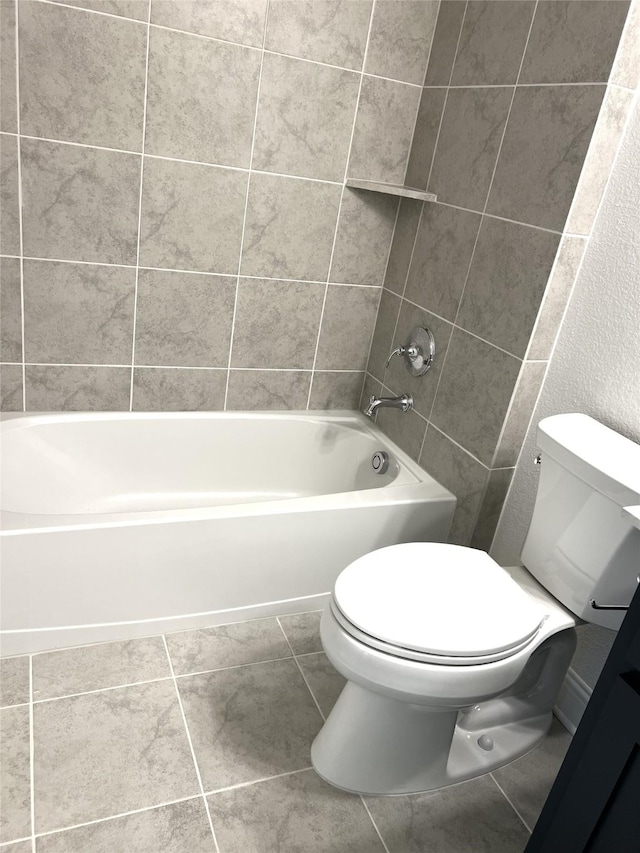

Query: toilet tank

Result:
[521,413,640,630]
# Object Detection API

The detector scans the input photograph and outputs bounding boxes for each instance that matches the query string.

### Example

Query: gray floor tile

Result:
[297,653,346,719]
[278,611,323,655]
[208,768,386,853]
[178,658,322,791]
[36,798,215,853]
[0,705,31,844]
[366,774,530,852]
[166,618,292,676]
[33,680,199,833]
[0,656,30,707]
[32,637,170,701]
[2,841,33,853]
[492,716,571,830]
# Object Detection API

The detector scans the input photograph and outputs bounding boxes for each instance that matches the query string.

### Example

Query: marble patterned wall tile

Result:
[471,467,514,552]
[150,0,268,46]
[492,360,546,468]
[367,288,401,381]
[404,87,447,191]
[0,0,17,133]
[25,365,131,411]
[376,401,427,462]
[231,278,325,369]
[145,27,260,167]
[0,133,20,256]
[419,425,490,545]
[383,198,422,295]
[23,260,136,365]
[19,2,147,151]
[314,284,379,371]
[132,367,227,411]
[428,86,513,212]
[487,84,605,232]
[348,76,422,184]
[241,173,341,281]
[405,202,481,321]
[365,0,439,85]
[456,217,560,358]
[520,0,630,84]
[265,0,372,70]
[451,0,535,85]
[0,364,23,412]
[430,328,521,466]
[49,0,148,20]
[21,139,140,265]
[566,84,634,236]
[139,158,247,273]
[329,189,398,286]
[0,258,21,363]
[134,270,236,367]
[424,0,466,86]
[253,53,359,182]
[308,370,363,410]
[226,369,311,410]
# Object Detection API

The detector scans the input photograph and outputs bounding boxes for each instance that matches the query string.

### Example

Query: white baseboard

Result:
[554,667,592,734]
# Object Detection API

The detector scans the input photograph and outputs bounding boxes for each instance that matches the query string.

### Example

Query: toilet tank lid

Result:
[537,414,640,506]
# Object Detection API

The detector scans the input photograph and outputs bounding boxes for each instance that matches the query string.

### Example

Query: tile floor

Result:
[0,611,572,852]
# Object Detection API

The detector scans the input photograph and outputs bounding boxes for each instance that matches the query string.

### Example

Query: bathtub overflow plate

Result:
[371,451,389,474]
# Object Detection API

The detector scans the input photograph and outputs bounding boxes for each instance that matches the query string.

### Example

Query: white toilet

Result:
[311,413,640,796]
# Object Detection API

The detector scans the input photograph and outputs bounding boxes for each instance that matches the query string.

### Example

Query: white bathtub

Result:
[0,412,455,655]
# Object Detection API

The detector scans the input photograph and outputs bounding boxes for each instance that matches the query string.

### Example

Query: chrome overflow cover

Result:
[371,451,389,475]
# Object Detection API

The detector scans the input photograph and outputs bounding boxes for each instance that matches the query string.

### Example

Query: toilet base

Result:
[311,680,553,796]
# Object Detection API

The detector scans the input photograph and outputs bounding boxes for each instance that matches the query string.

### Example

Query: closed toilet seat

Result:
[332,543,548,666]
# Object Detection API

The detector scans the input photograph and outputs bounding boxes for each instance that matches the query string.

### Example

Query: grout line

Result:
[275,617,325,721]
[161,635,221,853]
[29,654,35,853]
[361,796,392,853]
[32,794,203,842]
[32,675,174,705]
[14,0,26,412]
[428,422,492,471]
[433,199,563,236]
[128,0,152,410]
[490,773,533,834]
[224,5,270,410]
[306,0,377,410]
[205,766,314,798]
[5,256,384,287]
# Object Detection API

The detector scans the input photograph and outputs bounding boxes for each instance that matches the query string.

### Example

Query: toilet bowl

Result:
[311,543,577,795]
[311,414,640,796]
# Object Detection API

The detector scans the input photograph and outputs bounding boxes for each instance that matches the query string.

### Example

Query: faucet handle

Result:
[385,344,418,369]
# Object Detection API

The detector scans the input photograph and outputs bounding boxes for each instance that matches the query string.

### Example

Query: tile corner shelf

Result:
[345,179,437,203]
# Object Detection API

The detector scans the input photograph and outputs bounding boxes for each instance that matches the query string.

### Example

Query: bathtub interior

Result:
[1,411,418,519]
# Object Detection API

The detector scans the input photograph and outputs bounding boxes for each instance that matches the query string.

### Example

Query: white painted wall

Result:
[491,92,640,698]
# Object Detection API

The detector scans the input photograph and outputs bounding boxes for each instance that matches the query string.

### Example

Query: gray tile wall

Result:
[0,0,438,412]
[366,0,632,546]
